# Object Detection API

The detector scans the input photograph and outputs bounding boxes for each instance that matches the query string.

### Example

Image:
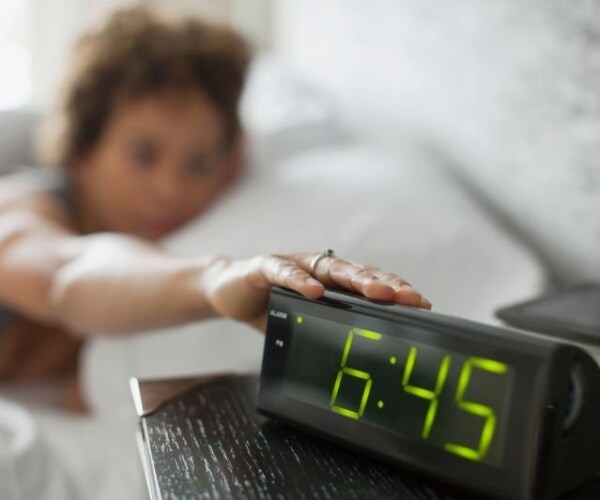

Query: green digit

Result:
[330,328,381,419]
[402,346,451,439]
[445,357,508,461]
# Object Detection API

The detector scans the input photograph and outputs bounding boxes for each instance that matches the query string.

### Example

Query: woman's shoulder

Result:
[0,166,73,228]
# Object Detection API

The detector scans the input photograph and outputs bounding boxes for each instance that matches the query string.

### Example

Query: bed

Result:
[0,57,545,500]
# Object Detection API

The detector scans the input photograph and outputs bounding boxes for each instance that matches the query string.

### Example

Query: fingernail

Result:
[420,297,432,309]
[307,278,322,286]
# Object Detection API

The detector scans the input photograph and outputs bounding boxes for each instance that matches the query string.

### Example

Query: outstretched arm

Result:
[0,192,430,336]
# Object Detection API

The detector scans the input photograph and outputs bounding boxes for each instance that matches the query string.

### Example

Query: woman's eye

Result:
[185,156,214,175]
[130,143,157,167]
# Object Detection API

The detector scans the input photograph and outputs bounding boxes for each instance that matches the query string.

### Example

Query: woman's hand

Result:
[201,252,431,331]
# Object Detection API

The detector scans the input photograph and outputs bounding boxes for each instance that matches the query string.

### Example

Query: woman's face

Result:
[74,90,236,240]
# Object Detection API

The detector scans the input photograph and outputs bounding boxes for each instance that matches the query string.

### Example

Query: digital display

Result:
[281,312,514,467]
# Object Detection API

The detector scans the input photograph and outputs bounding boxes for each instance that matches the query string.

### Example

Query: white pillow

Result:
[82,141,544,412]
[240,56,348,164]
[0,396,69,500]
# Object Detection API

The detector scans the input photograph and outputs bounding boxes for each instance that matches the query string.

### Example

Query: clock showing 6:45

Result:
[284,315,513,467]
[258,286,600,499]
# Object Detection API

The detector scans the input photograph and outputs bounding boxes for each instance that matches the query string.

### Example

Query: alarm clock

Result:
[257,286,600,499]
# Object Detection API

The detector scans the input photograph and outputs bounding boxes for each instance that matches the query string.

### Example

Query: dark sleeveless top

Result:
[0,166,73,333]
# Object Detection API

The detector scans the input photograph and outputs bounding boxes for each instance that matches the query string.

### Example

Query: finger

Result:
[346,266,397,301]
[291,254,398,301]
[278,253,431,309]
[286,254,398,289]
[365,270,431,309]
[283,253,367,290]
[357,265,412,287]
[247,255,325,299]
[316,258,371,294]
[346,266,413,295]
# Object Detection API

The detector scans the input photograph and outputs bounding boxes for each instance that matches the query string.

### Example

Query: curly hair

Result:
[39,6,251,167]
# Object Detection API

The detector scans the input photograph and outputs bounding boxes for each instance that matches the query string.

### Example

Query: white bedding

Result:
[0,382,145,500]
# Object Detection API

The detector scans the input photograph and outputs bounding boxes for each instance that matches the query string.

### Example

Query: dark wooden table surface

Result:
[135,374,481,500]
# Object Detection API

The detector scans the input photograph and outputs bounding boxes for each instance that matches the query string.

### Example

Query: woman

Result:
[0,8,430,408]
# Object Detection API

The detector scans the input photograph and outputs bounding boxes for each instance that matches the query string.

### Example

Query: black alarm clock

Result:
[257,286,600,499]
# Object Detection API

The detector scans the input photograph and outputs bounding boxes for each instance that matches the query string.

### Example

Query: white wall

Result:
[0,0,33,109]
[27,0,271,109]
[273,0,600,285]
